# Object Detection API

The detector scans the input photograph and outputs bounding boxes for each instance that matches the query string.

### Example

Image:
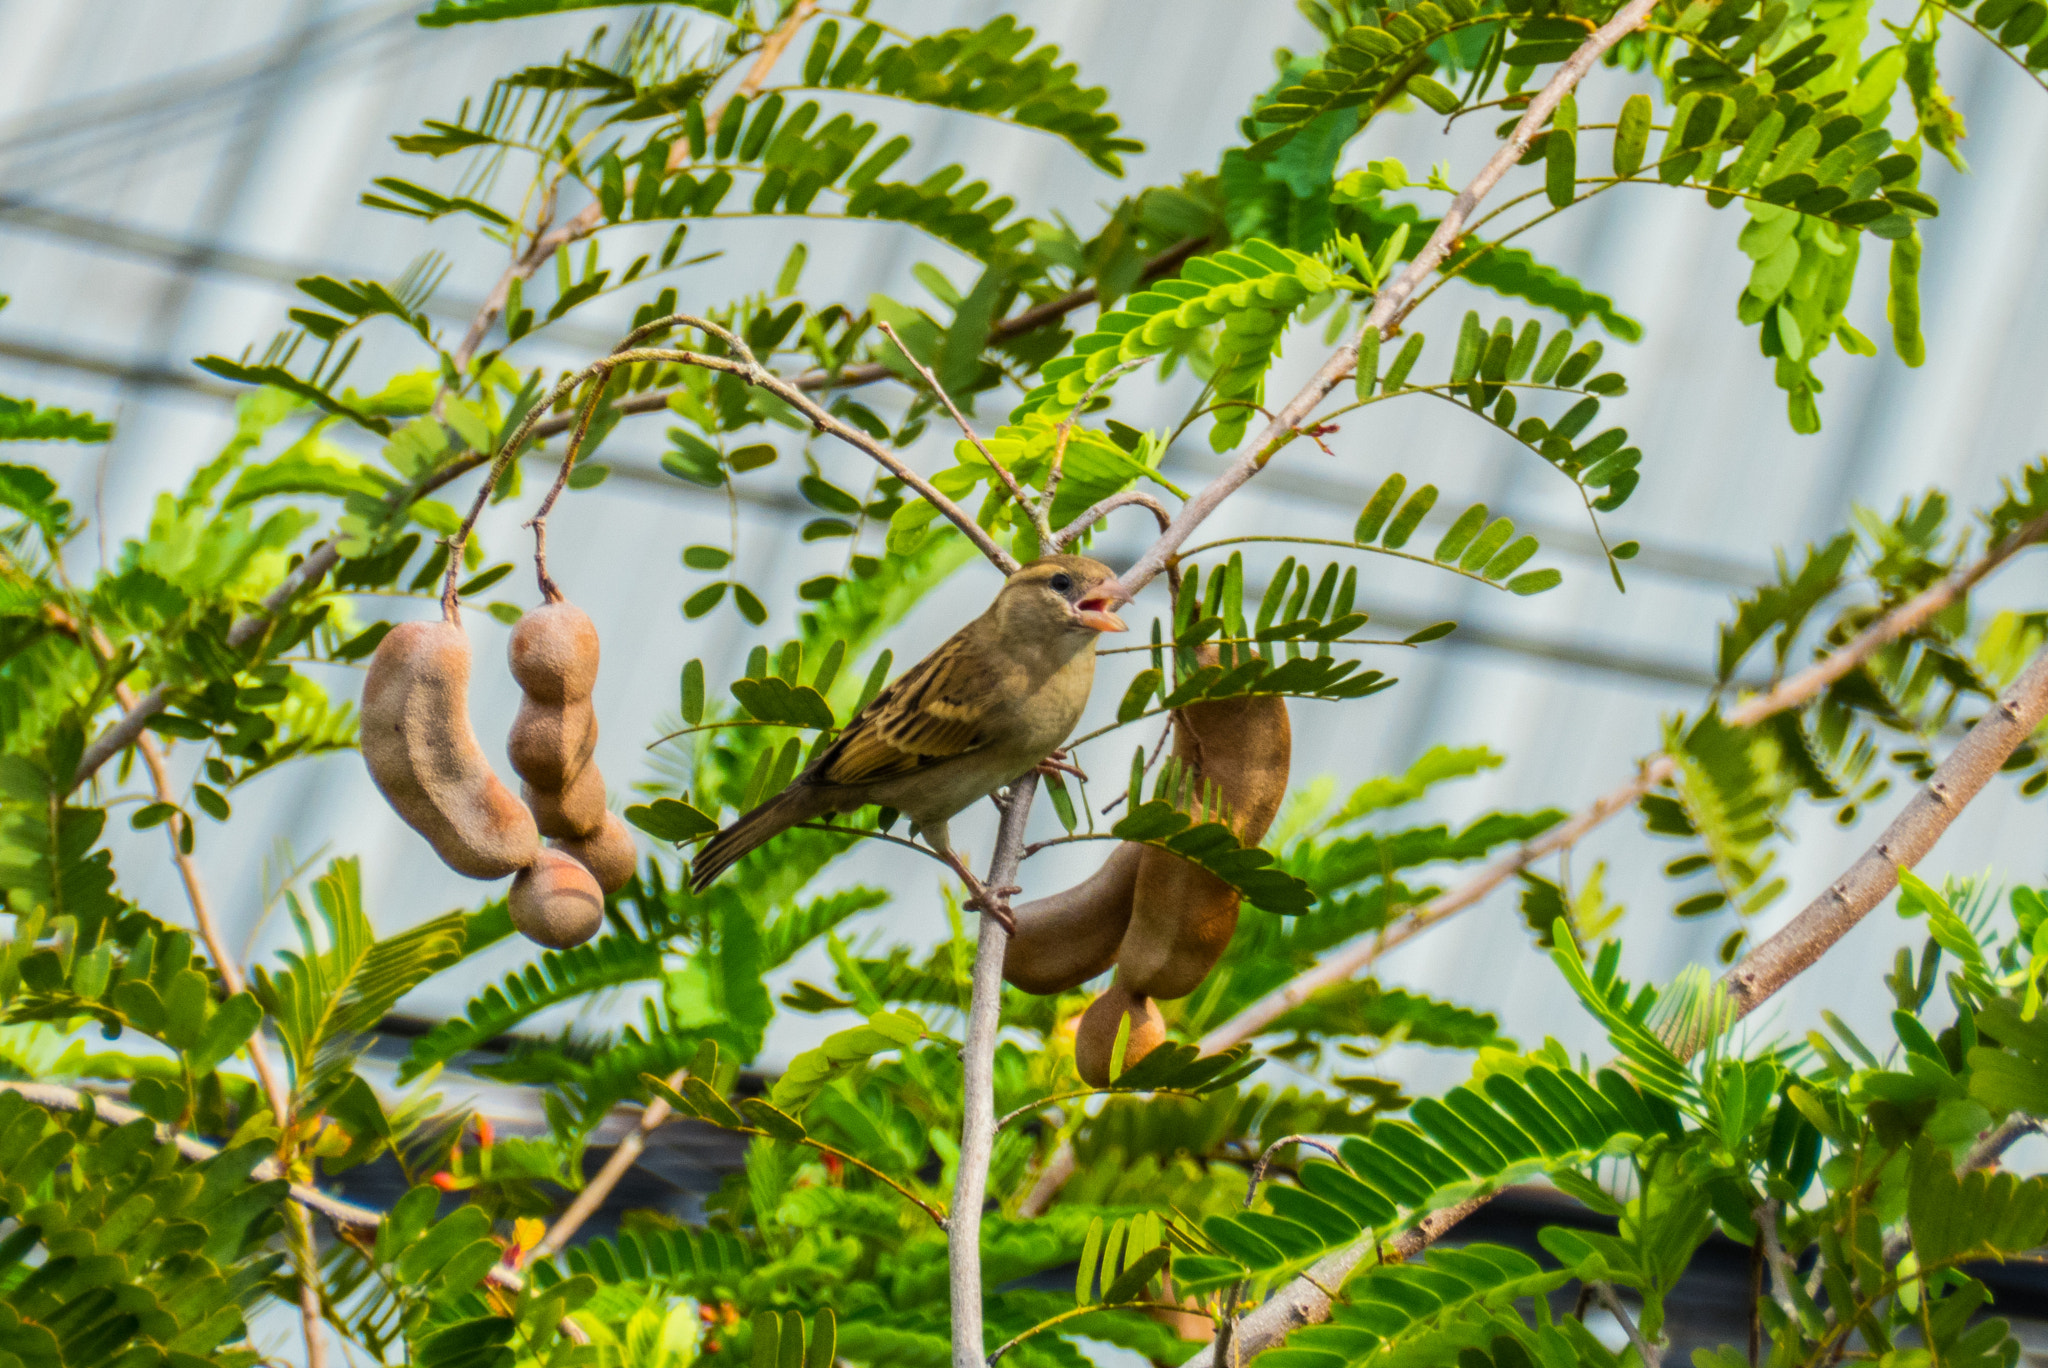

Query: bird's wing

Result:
[813,629,1002,786]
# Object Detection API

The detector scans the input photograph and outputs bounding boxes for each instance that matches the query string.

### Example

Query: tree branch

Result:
[1180,636,2048,1366]
[1197,505,2048,1053]
[1756,1198,1799,1322]
[949,773,1037,1368]
[1723,642,2048,1014]
[1114,0,1660,600]
[1594,1283,1663,1368]
[123,706,326,1367]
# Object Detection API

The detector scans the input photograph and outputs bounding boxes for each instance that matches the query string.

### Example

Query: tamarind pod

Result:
[551,811,637,895]
[507,693,598,790]
[509,848,605,949]
[361,620,540,879]
[1168,688,1292,846]
[524,763,608,839]
[507,601,600,705]
[1074,983,1165,1088]
[1112,688,1292,1000]
[1115,857,1241,1001]
[1002,842,1142,995]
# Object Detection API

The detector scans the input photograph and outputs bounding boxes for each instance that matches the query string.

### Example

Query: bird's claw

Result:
[963,881,1020,934]
[1035,749,1089,783]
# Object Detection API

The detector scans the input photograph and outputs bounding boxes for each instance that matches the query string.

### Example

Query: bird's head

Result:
[996,555,1133,637]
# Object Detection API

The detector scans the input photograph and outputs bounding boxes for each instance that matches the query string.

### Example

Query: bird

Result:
[688,555,1133,923]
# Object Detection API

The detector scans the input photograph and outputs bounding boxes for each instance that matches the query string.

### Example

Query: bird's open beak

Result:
[1076,581,1133,633]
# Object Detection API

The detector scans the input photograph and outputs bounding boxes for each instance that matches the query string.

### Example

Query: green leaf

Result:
[398,933,666,1081]
[769,1009,929,1113]
[1018,239,1337,449]
[187,992,263,1076]
[0,395,112,444]
[1613,93,1651,177]
[730,676,836,729]
[1406,75,1460,114]
[626,798,719,843]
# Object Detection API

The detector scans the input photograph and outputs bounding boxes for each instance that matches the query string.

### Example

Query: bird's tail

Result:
[689,786,826,892]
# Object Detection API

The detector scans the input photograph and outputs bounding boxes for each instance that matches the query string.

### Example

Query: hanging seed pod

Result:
[1074,982,1165,1087]
[1002,843,1142,995]
[1114,683,1291,1000]
[506,599,613,839]
[361,617,540,879]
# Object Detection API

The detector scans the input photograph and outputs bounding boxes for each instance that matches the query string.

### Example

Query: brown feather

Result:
[686,783,834,890]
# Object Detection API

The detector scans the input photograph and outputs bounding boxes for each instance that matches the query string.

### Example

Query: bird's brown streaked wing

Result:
[815,632,1000,785]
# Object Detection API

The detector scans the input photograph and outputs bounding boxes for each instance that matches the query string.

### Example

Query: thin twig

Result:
[1052,489,1173,549]
[452,0,818,372]
[118,689,327,1366]
[507,236,1213,433]
[1594,1283,1662,1367]
[877,321,1053,548]
[1042,357,1155,526]
[524,364,614,603]
[531,1067,686,1263]
[791,821,964,872]
[1244,1135,1347,1202]
[948,773,1037,1368]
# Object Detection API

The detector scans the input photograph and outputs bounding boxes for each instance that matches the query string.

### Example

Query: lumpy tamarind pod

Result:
[524,763,608,839]
[1074,983,1165,1088]
[1002,842,1143,994]
[551,811,637,894]
[507,693,598,790]
[1113,687,1292,1000]
[507,601,600,704]
[509,848,605,949]
[361,620,540,879]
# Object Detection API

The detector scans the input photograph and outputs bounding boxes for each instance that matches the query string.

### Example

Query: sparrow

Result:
[688,555,1133,921]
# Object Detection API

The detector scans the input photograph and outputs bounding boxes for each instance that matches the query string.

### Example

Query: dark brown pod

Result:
[508,693,597,791]
[1074,983,1165,1087]
[1002,842,1142,995]
[507,601,600,705]
[1114,685,1291,1000]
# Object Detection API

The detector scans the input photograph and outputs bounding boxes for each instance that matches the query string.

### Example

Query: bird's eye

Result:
[1049,572,1073,594]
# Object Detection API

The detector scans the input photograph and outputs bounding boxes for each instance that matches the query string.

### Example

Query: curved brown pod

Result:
[1002,842,1143,995]
[1113,685,1291,1000]
[509,847,605,949]
[361,618,541,879]
[1074,983,1165,1087]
